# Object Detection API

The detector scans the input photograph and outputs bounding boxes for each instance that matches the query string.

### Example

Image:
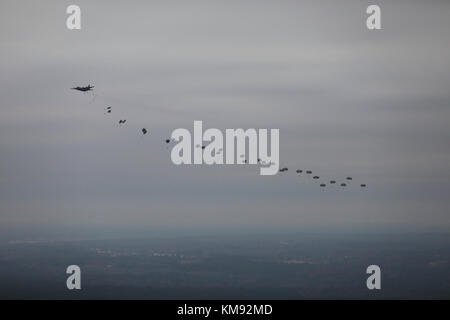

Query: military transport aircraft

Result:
[71,85,94,92]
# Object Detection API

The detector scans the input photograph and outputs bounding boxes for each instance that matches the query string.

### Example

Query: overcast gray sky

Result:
[1,0,450,239]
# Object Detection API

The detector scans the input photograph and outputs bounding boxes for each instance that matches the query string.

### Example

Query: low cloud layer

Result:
[1,0,450,238]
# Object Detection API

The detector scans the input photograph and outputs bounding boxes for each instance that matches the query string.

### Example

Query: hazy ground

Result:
[1,232,449,299]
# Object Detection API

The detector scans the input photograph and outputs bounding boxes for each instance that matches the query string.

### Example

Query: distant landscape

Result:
[1,232,449,299]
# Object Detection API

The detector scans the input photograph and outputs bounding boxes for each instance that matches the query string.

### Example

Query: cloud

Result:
[1,0,450,236]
